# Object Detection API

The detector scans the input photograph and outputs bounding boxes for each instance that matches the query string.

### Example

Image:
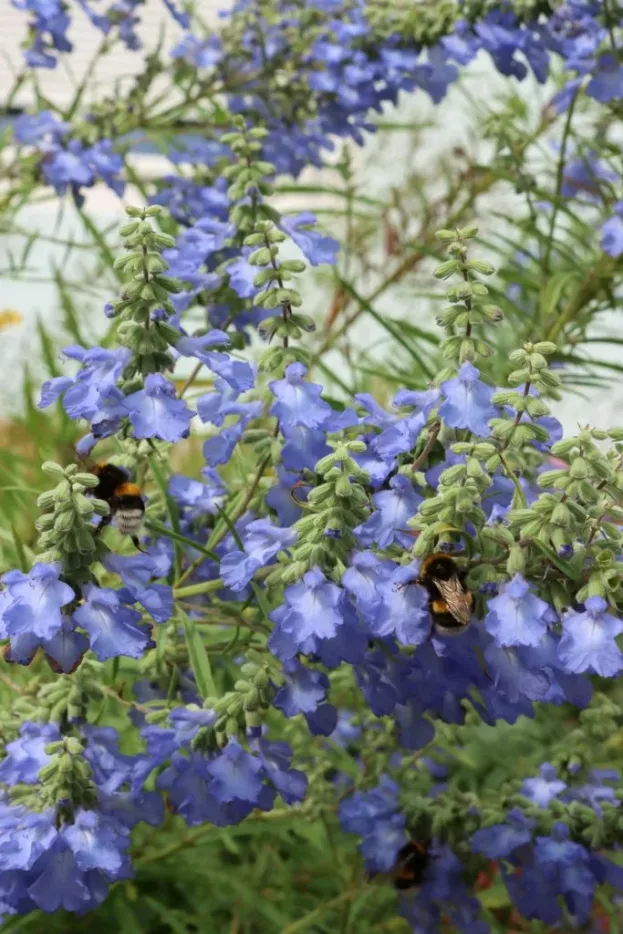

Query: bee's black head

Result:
[421,553,457,582]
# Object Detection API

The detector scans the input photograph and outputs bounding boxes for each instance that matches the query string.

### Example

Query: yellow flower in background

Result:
[0,310,23,330]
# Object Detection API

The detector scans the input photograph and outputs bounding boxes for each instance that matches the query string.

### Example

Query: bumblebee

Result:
[91,463,145,550]
[367,839,431,892]
[393,839,430,891]
[419,553,473,634]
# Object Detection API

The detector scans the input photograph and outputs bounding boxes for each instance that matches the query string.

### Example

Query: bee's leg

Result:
[131,535,147,554]
[93,514,112,538]
[393,578,422,594]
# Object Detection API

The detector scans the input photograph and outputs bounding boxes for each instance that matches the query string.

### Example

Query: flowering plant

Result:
[0,0,622,931]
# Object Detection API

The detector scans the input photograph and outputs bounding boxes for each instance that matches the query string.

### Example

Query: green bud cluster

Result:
[106,205,182,384]
[243,219,314,373]
[433,226,502,381]
[509,427,623,602]
[489,341,561,453]
[409,435,495,559]
[221,120,277,237]
[365,0,456,43]
[194,657,272,745]
[36,736,97,818]
[35,461,109,583]
[268,439,371,585]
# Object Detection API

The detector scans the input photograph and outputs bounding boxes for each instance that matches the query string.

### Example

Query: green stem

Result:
[542,89,578,277]
[173,579,225,600]
[280,888,365,934]
[145,519,220,563]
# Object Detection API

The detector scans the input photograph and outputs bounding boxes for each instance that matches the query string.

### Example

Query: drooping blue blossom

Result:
[41,616,89,673]
[521,763,567,807]
[250,738,308,805]
[0,722,59,786]
[171,33,221,68]
[275,568,344,646]
[206,740,265,804]
[439,362,497,435]
[366,564,431,645]
[470,807,534,859]
[279,213,340,266]
[73,585,155,661]
[103,553,173,624]
[558,596,623,677]
[168,469,227,515]
[601,201,623,258]
[269,363,332,431]
[339,776,407,872]
[220,519,297,592]
[1,563,74,641]
[124,374,194,443]
[484,575,550,647]
[356,475,422,549]
[586,52,623,102]
[39,345,131,423]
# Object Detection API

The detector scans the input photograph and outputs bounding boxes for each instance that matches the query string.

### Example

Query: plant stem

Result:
[542,89,578,277]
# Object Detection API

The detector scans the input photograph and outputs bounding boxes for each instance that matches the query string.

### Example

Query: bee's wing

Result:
[432,575,472,625]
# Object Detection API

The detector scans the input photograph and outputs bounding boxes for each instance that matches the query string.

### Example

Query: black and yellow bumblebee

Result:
[392,839,430,891]
[91,462,145,551]
[367,839,431,892]
[419,553,473,635]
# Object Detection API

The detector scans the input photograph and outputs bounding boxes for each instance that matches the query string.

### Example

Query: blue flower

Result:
[339,776,407,872]
[534,822,588,867]
[587,53,623,102]
[39,345,130,422]
[251,738,307,805]
[220,519,296,592]
[197,378,260,426]
[206,741,265,804]
[483,642,552,704]
[273,659,329,716]
[269,363,332,430]
[356,475,422,549]
[0,722,59,785]
[103,553,173,624]
[226,250,258,298]
[169,470,226,514]
[2,563,74,641]
[277,568,344,645]
[342,550,393,614]
[368,564,431,645]
[124,374,194,442]
[62,809,130,873]
[42,616,90,673]
[484,575,550,647]
[521,764,567,807]
[0,804,57,871]
[558,596,623,677]
[601,202,623,258]
[439,362,497,435]
[279,213,340,266]
[73,586,154,660]
[171,33,221,68]
[470,808,534,858]
[13,110,68,144]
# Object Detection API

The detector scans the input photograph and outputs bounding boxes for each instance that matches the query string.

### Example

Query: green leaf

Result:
[10,523,28,572]
[334,278,435,379]
[147,455,182,583]
[36,318,61,378]
[180,610,217,700]
[539,270,580,318]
